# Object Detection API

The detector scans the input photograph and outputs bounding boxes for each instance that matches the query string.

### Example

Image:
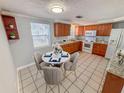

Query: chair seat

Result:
[40,62,49,68]
[64,62,72,70]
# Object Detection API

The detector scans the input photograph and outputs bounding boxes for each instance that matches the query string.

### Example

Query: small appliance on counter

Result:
[85,30,96,37]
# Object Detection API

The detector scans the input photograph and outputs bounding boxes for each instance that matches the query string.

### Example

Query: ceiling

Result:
[0,0,124,25]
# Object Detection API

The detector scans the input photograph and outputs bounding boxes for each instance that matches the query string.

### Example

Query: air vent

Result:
[76,16,83,19]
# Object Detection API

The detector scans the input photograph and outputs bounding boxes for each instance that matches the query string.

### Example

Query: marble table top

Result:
[42,51,70,65]
[107,57,124,79]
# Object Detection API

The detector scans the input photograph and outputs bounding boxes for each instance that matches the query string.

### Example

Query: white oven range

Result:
[83,42,94,53]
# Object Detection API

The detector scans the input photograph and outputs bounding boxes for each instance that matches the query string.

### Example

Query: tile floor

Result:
[18,52,109,93]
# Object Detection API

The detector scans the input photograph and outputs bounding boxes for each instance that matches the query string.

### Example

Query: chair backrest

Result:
[70,52,79,70]
[34,52,43,70]
[43,67,63,85]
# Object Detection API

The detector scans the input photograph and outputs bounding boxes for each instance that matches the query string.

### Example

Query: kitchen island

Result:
[102,57,124,93]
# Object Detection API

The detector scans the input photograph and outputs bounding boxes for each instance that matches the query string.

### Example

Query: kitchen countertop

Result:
[107,57,124,78]
[93,41,108,44]
[58,40,82,45]
[58,40,108,45]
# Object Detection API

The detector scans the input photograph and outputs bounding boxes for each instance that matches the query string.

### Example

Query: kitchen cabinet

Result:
[61,41,82,54]
[84,25,97,31]
[92,43,107,57]
[1,15,19,40]
[102,72,124,93]
[75,26,84,36]
[54,23,70,37]
[97,23,112,36]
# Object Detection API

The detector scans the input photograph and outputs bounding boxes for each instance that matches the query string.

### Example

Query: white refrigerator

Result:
[105,29,124,59]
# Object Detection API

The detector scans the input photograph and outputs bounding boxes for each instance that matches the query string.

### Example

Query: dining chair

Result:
[64,52,79,77]
[42,67,63,93]
[34,52,49,80]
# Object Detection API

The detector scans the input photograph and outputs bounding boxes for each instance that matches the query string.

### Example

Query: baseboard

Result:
[17,62,35,71]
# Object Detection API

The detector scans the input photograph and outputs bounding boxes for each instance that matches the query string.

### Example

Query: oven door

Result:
[83,43,93,53]
[84,43,91,49]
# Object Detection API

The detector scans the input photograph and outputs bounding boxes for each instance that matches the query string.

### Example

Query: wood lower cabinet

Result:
[61,41,82,54]
[102,72,124,93]
[92,43,107,57]
[54,23,70,37]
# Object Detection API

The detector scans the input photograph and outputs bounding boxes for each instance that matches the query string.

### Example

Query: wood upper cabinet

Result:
[82,23,112,36]
[54,23,70,37]
[75,26,84,36]
[84,25,97,31]
[97,23,112,36]
[92,43,107,57]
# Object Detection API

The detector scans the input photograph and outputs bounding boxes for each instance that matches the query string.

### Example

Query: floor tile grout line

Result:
[27,67,39,93]
[78,55,96,68]
[89,61,108,85]
[20,70,32,93]
[47,71,73,93]
[80,56,103,93]
[78,53,91,63]
[47,54,99,93]
[87,58,105,91]
[97,60,109,93]
[21,74,32,81]
[78,54,92,64]
[19,71,25,93]
[64,55,98,92]
[18,53,108,93]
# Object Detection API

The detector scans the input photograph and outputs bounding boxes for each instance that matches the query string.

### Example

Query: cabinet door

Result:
[92,43,101,55]
[54,23,70,37]
[64,24,70,36]
[76,26,84,36]
[61,44,70,53]
[92,43,107,57]
[85,25,97,30]
[97,24,112,36]
[54,23,62,36]
[102,72,124,93]
[99,44,107,56]
[103,24,112,36]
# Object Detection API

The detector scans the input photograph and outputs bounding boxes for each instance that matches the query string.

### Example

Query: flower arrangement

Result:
[117,49,124,65]
[10,32,16,39]
[53,43,63,55]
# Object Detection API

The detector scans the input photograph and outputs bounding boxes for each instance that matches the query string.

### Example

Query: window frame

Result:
[31,22,51,48]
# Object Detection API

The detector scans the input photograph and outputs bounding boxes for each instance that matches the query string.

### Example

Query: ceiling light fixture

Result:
[51,5,64,13]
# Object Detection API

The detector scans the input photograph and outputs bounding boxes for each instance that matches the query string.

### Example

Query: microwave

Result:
[85,30,96,36]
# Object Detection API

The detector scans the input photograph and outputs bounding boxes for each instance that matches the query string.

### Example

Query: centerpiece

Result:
[116,49,124,65]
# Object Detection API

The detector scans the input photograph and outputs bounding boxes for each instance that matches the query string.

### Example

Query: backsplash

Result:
[53,36,76,44]
[75,36,109,43]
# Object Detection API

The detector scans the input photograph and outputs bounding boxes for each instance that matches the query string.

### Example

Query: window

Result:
[31,23,50,48]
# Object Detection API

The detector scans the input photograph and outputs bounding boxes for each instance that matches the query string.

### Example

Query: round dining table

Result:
[42,51,70,65]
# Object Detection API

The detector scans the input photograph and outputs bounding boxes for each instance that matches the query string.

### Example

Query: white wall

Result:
[8,15,54,68]
[2,11,73,68]
[0,14,17,93]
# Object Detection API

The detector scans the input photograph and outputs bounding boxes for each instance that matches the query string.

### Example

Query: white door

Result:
[105,29,122,59]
